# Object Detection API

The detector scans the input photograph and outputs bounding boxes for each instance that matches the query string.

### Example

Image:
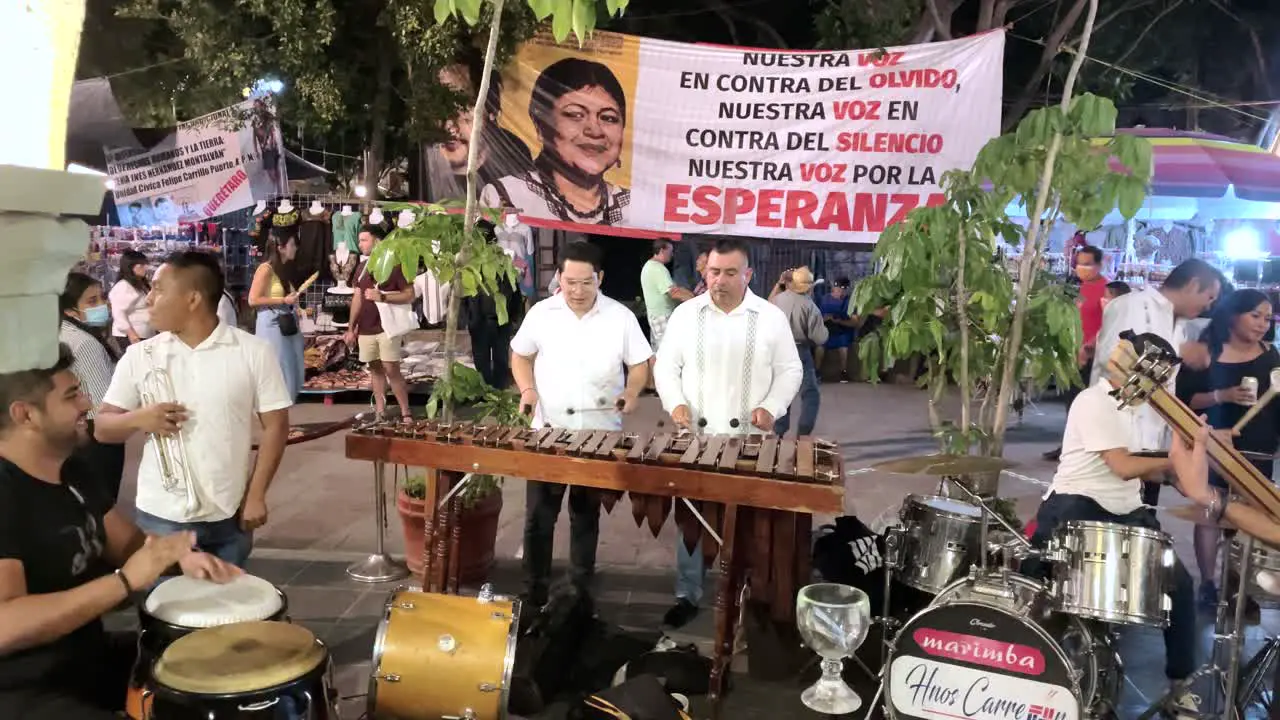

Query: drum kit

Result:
[124,573,520,719]
[854,451,1280,720]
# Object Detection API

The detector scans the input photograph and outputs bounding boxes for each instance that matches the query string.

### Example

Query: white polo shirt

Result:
[1048,380,1143,515]
[102,323,293,523]
[510,293,652,431]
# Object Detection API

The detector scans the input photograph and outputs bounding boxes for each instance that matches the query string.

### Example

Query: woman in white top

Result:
[108,249,153,348]
[59,271,127,501]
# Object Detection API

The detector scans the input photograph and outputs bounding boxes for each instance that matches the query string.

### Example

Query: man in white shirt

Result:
[510,242,652,606]
[95,252,293,567]
[1028,380,1197,714]
[653,237,803,627]
[1090,259,1218,505]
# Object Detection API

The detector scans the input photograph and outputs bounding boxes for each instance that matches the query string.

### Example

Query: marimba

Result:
[345,419,845,707]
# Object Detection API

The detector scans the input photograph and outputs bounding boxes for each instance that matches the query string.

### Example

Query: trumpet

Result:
[140,346,208,517]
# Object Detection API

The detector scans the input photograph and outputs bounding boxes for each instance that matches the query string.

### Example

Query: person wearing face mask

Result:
[1044,245,1109,461]
[57,273,126,501]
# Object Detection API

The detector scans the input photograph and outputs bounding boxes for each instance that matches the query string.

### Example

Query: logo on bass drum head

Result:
[888,602,1080,720]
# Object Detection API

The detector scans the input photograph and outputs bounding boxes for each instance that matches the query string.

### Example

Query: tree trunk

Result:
[956,226,971,450]
[990,0,1099,455]
[366,32,395,201]
[1001,0,1088,131]
[441,0,506,423]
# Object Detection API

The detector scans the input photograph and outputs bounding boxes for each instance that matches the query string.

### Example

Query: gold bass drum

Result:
[369,585,521,720]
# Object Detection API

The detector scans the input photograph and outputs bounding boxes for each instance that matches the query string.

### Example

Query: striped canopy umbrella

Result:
[1107,127,1280,203]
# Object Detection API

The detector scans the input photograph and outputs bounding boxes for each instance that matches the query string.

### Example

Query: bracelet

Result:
[1215,490,1229,522]
[114,569,134,598]
[518,387,536,396]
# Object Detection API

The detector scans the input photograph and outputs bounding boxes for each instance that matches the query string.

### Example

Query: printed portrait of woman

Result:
[481,58,631,226]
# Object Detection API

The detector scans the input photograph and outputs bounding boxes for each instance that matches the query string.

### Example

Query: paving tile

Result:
[243,557,309,586]
[289,559,374,588]
[324,618,380,667]
[343,590,393,622]
[284,586,364,624]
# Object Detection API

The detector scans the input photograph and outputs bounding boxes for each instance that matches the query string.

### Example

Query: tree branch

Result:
[1001,0,1088,130]
[1102,0,1183,77]
[991,0,1099,454]
[925,0,953,39]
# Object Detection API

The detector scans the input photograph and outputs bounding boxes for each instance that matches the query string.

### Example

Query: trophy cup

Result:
[796,583,870,714]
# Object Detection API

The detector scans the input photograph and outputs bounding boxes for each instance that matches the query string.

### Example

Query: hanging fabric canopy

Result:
[1106,127,1280,203]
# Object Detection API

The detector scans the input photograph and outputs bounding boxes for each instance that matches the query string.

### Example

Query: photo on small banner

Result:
[424,28,1005,243]
[104,99,288,227]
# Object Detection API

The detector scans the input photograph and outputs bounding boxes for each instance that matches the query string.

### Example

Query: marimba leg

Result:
[709,504,743,713]
[421,469,441,592]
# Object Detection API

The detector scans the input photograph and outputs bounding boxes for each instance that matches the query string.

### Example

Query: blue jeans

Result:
[134,510,254,568]
[774,345,819,437]
[675,538,705,606]
[1023,493,1196,680]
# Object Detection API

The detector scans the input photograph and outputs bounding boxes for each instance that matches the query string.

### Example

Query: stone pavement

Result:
[108,382,1280,718]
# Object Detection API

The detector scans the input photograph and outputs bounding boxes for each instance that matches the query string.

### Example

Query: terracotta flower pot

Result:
[397,487,503,585]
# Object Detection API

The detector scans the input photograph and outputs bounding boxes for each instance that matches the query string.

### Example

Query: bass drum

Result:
[886,573,1119,720]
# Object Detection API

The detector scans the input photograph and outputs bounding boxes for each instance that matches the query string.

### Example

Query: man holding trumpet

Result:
[0,344,239,719]
[95,251,293,568]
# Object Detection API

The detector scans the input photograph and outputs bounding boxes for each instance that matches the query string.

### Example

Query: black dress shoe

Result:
[1042,447,1062,461]
[663,598,699,629]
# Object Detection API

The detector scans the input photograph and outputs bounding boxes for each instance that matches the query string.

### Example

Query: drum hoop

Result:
[1060,520,1168,542]
[885,600,1082,720]
[153,645,329,702]
[366,589,403,711]
[905,494,983,522]
[142,580,288,628]
[499,595,523,718]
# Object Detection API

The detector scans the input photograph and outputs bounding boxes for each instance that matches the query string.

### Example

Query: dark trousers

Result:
[1024,493,1196,680]
[74,424,126,503]
[0,631,136,720]
[775,345,820,437]
[470,321,512,390]
[523,481,601,600]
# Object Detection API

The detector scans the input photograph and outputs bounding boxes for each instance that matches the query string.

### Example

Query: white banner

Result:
[480,30,1004,242]
[105,100,288,227]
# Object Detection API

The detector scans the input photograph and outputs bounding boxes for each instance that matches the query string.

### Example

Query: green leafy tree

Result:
[369,0,631,425]
[856,0,1153,458]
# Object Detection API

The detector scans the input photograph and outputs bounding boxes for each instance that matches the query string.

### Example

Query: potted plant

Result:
[394,362,528,583]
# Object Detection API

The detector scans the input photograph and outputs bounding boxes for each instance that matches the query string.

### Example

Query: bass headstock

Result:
[1104,330,1180,409]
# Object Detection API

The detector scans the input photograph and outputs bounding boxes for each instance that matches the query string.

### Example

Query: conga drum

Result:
[145,621,337,718]
[126,575,288,719]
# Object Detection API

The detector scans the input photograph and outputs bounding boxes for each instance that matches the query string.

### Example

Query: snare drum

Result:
[1048,520,1174,627]
[886,573,1119,720]
[897,495,995,593]
[369,586,521,720]
[145,621,336,718]
[127,575,288,719]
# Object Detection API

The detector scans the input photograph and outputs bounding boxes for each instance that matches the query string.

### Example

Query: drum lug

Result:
[437,633,459,654]
[491,611,510,621]
[477,583,495,604]
[478,682,499,692]
[376,672,402,682]
[395,601,416,610]
[443,710,478,720]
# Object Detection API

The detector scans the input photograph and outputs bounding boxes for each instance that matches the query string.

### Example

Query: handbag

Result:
[375,301,418,339]
[275,309,300,337]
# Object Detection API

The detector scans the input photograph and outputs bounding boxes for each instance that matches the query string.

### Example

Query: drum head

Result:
[153,621,326,695]
[144,574,284,627]
[887,601,1081,720]
[915,495,981,518]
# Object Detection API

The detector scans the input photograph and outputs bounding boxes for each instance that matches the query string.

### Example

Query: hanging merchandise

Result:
[249,203,276,253]
[496,222,535,298]
[297,204,333,282]
[332,206,362,253]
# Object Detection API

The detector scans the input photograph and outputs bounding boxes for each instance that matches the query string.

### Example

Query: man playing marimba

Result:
[510,241,652,606]
[653,237,802,628]
[0,344,238,720]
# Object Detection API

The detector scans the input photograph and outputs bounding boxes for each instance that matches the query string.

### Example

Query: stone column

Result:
[0,0,97,372]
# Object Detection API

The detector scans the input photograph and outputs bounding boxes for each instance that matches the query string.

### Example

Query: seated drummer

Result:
[0,344,239,720]
[1027,377,1198,716]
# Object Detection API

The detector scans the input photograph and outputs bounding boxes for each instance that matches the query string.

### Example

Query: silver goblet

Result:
[796,583,871,715]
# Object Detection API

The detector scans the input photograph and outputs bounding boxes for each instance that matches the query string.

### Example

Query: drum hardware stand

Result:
[346,460,410,583]
[1136,531,1256,720]
[859,527,906,720]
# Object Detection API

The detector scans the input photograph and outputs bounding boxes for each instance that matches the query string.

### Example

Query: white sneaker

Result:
[1171,687,1201,720]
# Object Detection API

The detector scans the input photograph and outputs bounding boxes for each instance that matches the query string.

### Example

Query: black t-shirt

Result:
[0,456,114,691]
[1176,344,1280,480]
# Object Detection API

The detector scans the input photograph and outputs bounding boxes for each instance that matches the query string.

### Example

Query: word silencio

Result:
[110,136,238,200]
[668,47,958,233]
